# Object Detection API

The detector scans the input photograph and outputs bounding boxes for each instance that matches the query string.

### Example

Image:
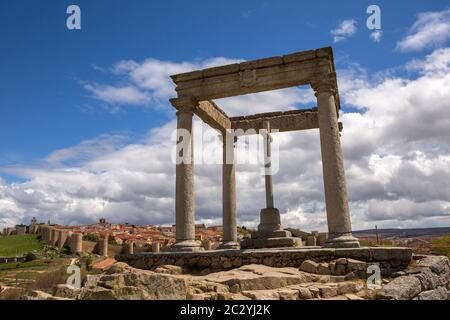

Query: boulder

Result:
[376,276,422,300]
[123,270,189,300]
[317,263,331,275]
[106,262,134,274]
[297,287,313,300]
[406,267,442,291]
[417,287,448,300]
[299,260,318,274]
[346,259,367,272]
[418,256,449,274]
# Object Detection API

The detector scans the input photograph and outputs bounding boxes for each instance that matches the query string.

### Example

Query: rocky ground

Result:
[1,254,447,300]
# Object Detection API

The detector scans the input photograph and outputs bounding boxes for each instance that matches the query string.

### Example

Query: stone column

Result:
[171,98,202,252]
[313,79,359,248]
[257,122,282,234]
[220,131,239,249]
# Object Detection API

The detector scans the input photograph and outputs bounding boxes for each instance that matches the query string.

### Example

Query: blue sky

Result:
[1,1,450,230]
[0,0,445,169]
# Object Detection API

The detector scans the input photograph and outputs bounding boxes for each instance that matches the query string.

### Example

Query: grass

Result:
[431,234,450,258]
[0,234,44,257]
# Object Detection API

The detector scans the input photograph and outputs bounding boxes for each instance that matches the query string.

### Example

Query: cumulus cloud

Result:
[2,48,450,232]
[83,83,151,108]
[396,8,450,52]
[331,19,357,43]
[84,57,243,112]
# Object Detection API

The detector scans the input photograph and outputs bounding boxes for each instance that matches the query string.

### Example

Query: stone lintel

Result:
[230,108,320,134]
[170,47,340,113]
[170,98,231,133]
[196,100,231,133]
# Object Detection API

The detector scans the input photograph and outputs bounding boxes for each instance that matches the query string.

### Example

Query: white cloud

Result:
[83,83,151,107]
[331,19,357,43]
[396,8,450,52]
[2,48,450,232]
[85,57,243,112]
[406,47,450,75]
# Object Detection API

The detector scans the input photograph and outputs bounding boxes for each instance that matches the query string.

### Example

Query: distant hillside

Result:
[0,234,43,257]
[353,227,450,239]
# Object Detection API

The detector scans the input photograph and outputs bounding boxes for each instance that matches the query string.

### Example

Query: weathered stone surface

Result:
[345,293,365,300]
[337,281,365,295]
[200,264,312,291]
[53,284,81,299]
[417,287,448,300]
[376,276,422,300]
[27,290,53,300]
[299,260,318,274]
[106,262,134,274]
[407,267,442,291]
[117,247,413,271]
[318,285,338,298]
[75,252,450,301]
[97,274,125,290]
[154,265,183,275]
[84,274,102,288]
[346,259,367,271]
[277,289,299,300]
[418,256,449,274]
[79,286,116,300]
[123,271,188,300]
[242,290,280,300]
[317,262,331,275]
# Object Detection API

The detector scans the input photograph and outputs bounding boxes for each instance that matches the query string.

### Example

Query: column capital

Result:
[170,97,198,113]
[310,73,337,96]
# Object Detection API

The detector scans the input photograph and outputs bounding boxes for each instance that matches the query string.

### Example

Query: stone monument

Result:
[169,46,360,251]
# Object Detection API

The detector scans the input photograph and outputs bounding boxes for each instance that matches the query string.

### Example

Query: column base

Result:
[219,241,240,250]
[171,240,204,252]
[257,208,282,233]
[323,233,360,248]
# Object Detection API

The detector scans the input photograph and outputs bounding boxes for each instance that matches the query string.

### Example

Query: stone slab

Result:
[241,237,301,249]
[116,247,412,272]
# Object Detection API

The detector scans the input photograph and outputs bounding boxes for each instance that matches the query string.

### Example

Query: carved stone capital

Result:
[170,97,198,113]
[310,72,337,96]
